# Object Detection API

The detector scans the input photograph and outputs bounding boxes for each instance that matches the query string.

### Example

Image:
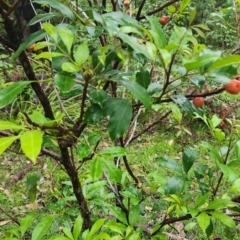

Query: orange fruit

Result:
[225,79,240,94]
[193,97,204,108]
[28,43,36,52]
[123,0,130,6]
[159,16,168,26]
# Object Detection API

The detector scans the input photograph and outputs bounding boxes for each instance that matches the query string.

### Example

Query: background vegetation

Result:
[1,0,240,239]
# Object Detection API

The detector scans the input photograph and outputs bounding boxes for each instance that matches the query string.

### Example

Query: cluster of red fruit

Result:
[192,78,240,108]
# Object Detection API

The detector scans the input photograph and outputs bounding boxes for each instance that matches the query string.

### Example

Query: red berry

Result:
[159,16,168,26]
[225,79,240,94]
[193,97,204,108]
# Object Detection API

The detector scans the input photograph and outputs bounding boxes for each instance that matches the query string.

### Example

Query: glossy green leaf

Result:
[229,178,240,193]
[74,42,89,66]
[34,0,75,20]
[196,212,210,232]
[89,90,108,106]
[206,199,236,210]
[194,192,211,208]
[32,215,54,240]
[100,147,127,157]
[208,55,240,71]
[136,69,151,89]
[117,79,151,109]
[54,73,75,91]
[42,22,58,42]
[103,98,132,140]
[62,62,80,73]
[234,141,240,159]
[129,205,140,226]
[84,104,105,124]
[0,121,25,130]
[147,16,167,48]
[20,215,35,237]
[182,147,198,174]
[20,130,43,164]
[108,206,128,225]
[58,27,74,53]
[0,136,19,154]
[171,104,182,124]
[156,156,182,172]
[29,13,57,26]
[165,176,185,194]
[211,212,236,228]
[35,52,65,60]
[73,215,83,240]
[0,82,31,109]
[91,158,102,181]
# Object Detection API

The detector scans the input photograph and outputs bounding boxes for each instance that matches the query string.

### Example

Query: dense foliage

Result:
[1,0,240,239]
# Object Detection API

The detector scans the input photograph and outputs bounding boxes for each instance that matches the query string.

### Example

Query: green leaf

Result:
[77,143,91,159]
[29,111,47,125]
[0,82,31,109]
[116,79,152,109]
[194,193,211,208]
[32,215,54,240]
[103,98,132,140]
[54,73,75,91]
[117,32,153,60]
[156,156,182,172]
[84,104,105,124]
[104,221,126,234]
[206,199,236,210]
[171,104,182,124]
[129,205,140,226]
[20,215,35,237]
[0,121,25,130]
[102,160,122,183]
[91,158,103,181]
[58,27,74,53]
[196,212,210,232]
[229,178,240,193]
[73,215,83,240]
[234,140,240,159]
[0,136,19,154]
[108,206,128,225]
[62,62,80,73]
[136,69,151,89]
[42,22,58,42]
[87,219,106,240]
[165,176,185,194]
[213,128,225,142]
[146,16,167,48]
[62,227,74,240]
[89,90,108,106]
[180,0,191,12]
[34,0,75,20]
[182,147,198,174]
[211,212,236,228]
[12,29,47,62]
[100,147,127,157]
[189,8,196,25]
[219,164,238,182]
[74,42,89,66]
[20,130,43,164]
[35,52,65,60]
[208,55,240,71]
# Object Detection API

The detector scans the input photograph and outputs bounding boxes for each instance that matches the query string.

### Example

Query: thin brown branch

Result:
[129,111,172,143]
[135,0,147,20]
[137,0,181,20]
